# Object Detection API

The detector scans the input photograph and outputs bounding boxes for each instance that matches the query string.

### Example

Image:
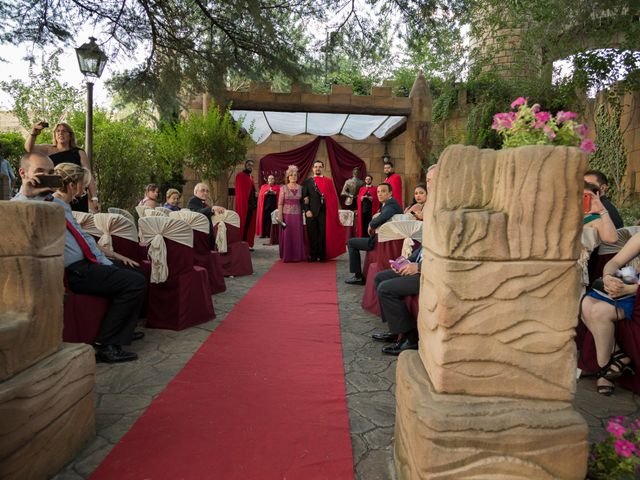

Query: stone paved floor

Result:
[54,242,640,479]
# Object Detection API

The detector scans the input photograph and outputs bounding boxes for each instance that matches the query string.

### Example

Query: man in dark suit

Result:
[344,182,402,285]
[188,182,225,248]
[371,247,422,355]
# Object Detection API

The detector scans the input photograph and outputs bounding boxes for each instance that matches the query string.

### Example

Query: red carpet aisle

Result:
[91,261,354,480]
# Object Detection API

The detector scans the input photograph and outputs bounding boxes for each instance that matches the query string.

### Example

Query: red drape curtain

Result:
[258,136,367,191]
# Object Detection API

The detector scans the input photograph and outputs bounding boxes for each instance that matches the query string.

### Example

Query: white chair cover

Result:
[145,208,165,217]
[338,209,354,227]
[271,209,279,225]
[71,211,102,237]
[135,205,147,219]
[93,213,140,252]
[580,227,601,288]
[169,210,210,234]
[108,207,136,225]
[155,206,172,216]
[391,213,414,222]
[211,210,241,253]
[138,217,194,283]
[377,220,423,258]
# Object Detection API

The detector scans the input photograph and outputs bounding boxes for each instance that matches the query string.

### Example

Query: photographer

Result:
[25,121,100,213]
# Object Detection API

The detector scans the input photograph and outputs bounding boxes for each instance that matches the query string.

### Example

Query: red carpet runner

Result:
[91,261,354,480]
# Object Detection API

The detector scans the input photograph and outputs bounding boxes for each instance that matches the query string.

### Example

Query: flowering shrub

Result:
[589,416,640,479]
[492,97,596,153]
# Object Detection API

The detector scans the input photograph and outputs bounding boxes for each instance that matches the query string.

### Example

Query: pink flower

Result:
[614,439,636,458]
[574,123,589,137]
[556,111,578,123]
[535,112,551,123]
[580,138,596,154]
[511,97,527,109]
[543,125,556,140]
[607,421,628,438]
[492,112,515,130]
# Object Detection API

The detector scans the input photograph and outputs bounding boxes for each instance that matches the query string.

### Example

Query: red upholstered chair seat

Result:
[146,237,215,330]
[193,230,226,294]
[62,274,110,344]
[577,287,640,394]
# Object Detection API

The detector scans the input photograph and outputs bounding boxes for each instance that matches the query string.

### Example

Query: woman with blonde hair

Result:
[26,121,99,213]
[277,165,306,262]
[164,188,181,211]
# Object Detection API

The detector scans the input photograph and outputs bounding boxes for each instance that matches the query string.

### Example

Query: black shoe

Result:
[94,344,138,363]
[132,330,145,341]
[345,276,365,285]
[372,331,398,343]
[307,257,316,263]
[382,336,419,356]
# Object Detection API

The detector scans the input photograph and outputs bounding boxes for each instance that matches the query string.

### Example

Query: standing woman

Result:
[277,165,306,262]
[25,121,99,212]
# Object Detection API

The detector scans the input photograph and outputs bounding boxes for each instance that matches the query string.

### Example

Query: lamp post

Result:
[382,142,391,164]
[75,37,107,170]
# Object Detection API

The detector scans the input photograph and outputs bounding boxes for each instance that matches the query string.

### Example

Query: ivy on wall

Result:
[589,92,628,203]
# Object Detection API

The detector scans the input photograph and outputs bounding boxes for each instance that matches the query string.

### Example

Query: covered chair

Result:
[361,220,422,316]
[212,209,253,277]
[139,216,214,330]
[94,212,147,264]
[155,206,172,216]
[71,211,102,240]
[108,207,136,225]
[62,274,111,344]
[135,205,147,219]
[145,208,166,217]
[269,209,280,246]
[170,210,226,294]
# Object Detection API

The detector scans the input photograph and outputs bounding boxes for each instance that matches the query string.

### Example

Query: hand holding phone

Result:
[389,256,410,270]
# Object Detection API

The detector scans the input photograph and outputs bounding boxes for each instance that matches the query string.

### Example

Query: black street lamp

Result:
[382,142,391,164]
[75,37,107,170]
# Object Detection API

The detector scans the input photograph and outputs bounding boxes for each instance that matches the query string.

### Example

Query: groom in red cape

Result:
[235,159,258,249]
[301,160,345,262]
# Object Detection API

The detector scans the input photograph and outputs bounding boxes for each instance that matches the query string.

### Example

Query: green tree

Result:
[172,103,252,196]
[0,131,26,191]
[0,50,82,141]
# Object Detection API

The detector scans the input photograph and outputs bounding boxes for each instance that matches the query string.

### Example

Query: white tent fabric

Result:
[139,217,193,283]
[231,110,406,144]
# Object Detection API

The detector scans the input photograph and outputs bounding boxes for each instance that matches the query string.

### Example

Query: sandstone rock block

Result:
[0,343,96,480]
[0,201,65,257]
[394,352,588,480]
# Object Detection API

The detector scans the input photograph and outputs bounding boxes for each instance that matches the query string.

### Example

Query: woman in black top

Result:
[25,121,100,212]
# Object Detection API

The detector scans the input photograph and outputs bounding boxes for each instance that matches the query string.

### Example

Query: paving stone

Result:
[355,449,397,480]
[94,413,123,431]
[347,408,376,434]
[351,358,395,375]
[349,391,396,428]
[70,436,112,477]
[100,414,140,443]
[98,394,153,415]
[350,434,367,465]
[347,371,392,393]
[52,469,85,480]
[363,427,394,450]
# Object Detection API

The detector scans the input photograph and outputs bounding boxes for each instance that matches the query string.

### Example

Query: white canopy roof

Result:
[231,110,406,144]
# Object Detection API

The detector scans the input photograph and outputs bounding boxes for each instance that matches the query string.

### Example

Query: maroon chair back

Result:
[111,236,146,264]
[164,238,195,280]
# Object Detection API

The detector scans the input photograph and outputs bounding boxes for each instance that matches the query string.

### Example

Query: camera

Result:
[36,175,63,188]
[41,121,49,128]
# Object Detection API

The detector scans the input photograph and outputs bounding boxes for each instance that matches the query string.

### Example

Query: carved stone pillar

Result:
[394,145,589,479]
[404,73,432,207]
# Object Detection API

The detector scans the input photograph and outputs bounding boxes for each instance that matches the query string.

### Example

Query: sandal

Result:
[596,376,615,396]
[599,350,635,381]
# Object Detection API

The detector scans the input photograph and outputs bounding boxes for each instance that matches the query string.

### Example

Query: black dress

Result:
[49,148,89,212]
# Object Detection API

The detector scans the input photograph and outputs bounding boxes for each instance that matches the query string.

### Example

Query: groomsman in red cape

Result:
[301,160,346,262]
[383,161,403,208]
[256,174,280,238]
[235,159,258,249]
[356,174,380,237]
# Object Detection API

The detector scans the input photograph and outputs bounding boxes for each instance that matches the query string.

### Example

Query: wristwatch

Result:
[91,197,99,202]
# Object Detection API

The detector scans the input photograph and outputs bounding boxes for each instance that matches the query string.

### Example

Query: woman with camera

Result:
[25,121,99,213]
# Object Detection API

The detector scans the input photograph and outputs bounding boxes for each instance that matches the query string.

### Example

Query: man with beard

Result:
[383,161,403,208]
[235,159,258,249]
[301,160,345,262]
[356,174,379,237]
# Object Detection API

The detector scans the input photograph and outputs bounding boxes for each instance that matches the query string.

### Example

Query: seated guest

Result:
[371,247,423,355]
[404,183,427,220]
[345,182,402,285]
[585,169,624,228]
[164,188,182,211]
[187,182,225,217]
[581,233,640,395]
[13,154,146,363]
[584,182,618,244]
[139,183,160,208]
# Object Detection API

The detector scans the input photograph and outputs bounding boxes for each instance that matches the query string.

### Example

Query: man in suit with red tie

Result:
[13,152,146,363]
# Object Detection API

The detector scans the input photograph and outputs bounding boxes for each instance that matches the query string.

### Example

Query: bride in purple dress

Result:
[278,165,306,262]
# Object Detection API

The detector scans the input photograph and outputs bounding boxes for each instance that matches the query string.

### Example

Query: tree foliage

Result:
[0,50,82,140]
[172,102,252,186]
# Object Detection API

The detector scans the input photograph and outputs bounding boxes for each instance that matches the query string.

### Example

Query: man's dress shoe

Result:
[132,330,145,341]
[345,276,365,285]
[382,337,419,356]
[95,344,138,363]
[372,331,398,343]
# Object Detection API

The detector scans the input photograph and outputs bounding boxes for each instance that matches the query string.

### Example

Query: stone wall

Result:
[0,201,96,480]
